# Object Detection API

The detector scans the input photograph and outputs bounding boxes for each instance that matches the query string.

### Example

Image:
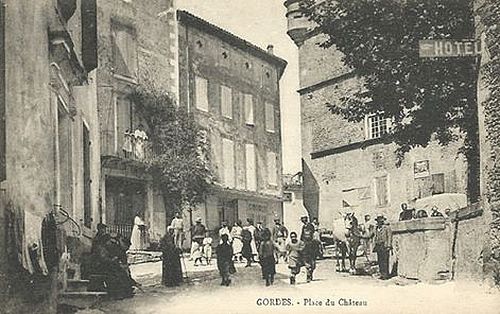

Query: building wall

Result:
[178,16,284,232]
[2,0,99,310]
[96,0,176,240]
[287,3,467,226]
[4,0,54,218]
[96,0,176,156]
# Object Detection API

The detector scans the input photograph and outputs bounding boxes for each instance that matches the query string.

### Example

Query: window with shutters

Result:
[267,151,277,186]
[432,173,445,195]
[265,102,275,132]
[111,22,137,79]
[0,3,4,182]
[245,144,257,191]
[221,85,232,119]
[243,93,254,126]
[57,102,73,214]
[374,175,389,207]
[195,76,209,112]
[222,138,235,188]
[83,123,92,228]
[115,94,133,153]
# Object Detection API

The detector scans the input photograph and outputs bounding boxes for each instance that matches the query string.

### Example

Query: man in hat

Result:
[272,218,288,263]
[373,214,392,279]
[300,215,318,282]
[190,217,206,262]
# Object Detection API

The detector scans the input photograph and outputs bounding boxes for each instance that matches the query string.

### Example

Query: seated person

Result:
[398,203,415,221]
[415,209,429,219]
[430,206,444,217]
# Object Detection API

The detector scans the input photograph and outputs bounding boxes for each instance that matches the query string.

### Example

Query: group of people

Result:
[398,203,450,221]
[87,223,140,299]
[213,215,321,286]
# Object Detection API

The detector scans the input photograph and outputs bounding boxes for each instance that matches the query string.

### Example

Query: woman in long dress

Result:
[231,221,243,262]
[130,214,145,251]
[161,228,183,287]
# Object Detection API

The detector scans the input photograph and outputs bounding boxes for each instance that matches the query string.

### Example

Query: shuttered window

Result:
[222,138,235,188]
[83,123,91,228]
[245,144,257,191]
[111,22,137,78]
[195,76,209,112]
[244,93,254,125]
[375,175,389,207]
[267,151,277,186]
[115,94,133,152]
[221,85,232,118]
[432,173,445,195]
[265,102,275,132]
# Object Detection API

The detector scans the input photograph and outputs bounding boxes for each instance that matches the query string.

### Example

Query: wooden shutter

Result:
[83,123,92,227]
[245,144,256,191]
[112,23,136,78]
[221,85,232,118]
[222,138,235,188]
[432,173,445,195]
[265,102,275,132]
[375,176,389,207]
[116,94,132,152]
[195,76,208,111]
[267,151,277,186]
[0,2,5,181]
[244,94,254,125]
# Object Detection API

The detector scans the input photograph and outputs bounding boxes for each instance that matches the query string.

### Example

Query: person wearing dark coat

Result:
[300,216,318,282]
[373,215,393,280]
[161,227,183,287]
[216,234,233,286]
[258,229,276,286]
[241,228,254,267]
[102,232,135,299]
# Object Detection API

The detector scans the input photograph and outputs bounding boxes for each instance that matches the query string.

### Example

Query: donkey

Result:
[332,213,363,274]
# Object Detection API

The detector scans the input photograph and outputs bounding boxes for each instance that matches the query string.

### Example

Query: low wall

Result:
[453,206,486,281]
[392,217,454,281]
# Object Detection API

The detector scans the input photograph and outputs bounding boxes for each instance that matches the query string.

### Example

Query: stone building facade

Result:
[284,0,468,224]
[96,0,177,243]
[0,0,98,310]
[177,11,287,236]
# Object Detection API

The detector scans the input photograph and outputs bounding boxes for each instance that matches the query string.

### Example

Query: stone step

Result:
[58,291,107,309]
[66,279,90,292]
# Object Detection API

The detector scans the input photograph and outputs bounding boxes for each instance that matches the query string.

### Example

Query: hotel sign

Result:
[419,39,481,58]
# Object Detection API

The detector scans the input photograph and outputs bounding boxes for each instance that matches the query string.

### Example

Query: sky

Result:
[178,0,302,174]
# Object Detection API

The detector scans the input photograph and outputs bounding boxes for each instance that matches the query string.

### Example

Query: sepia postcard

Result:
[0,0,499,313]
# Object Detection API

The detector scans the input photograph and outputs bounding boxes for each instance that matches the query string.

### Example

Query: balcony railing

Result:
[106,224,133,240]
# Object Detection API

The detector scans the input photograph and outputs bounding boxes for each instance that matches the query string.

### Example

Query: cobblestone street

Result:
[77,259,500,314]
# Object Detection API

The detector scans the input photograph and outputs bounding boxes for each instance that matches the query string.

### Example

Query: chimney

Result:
[266,44,274,55]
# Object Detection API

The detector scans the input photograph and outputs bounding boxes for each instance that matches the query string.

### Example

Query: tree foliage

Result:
[130,87,213,210]
[301,0,478,161]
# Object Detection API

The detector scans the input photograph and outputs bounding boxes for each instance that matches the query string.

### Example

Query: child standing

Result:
[203,235,213,265]
[258,229,276,286]
[286,232,305,285]
[216,234,233,286]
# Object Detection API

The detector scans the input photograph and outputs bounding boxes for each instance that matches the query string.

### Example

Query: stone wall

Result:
[392,218,454,281]
[297,13,467,227]
[454,213,487,281]
[177,13,285,232]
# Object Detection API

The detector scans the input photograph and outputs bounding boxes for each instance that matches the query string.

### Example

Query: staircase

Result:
[58,260,107,310]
